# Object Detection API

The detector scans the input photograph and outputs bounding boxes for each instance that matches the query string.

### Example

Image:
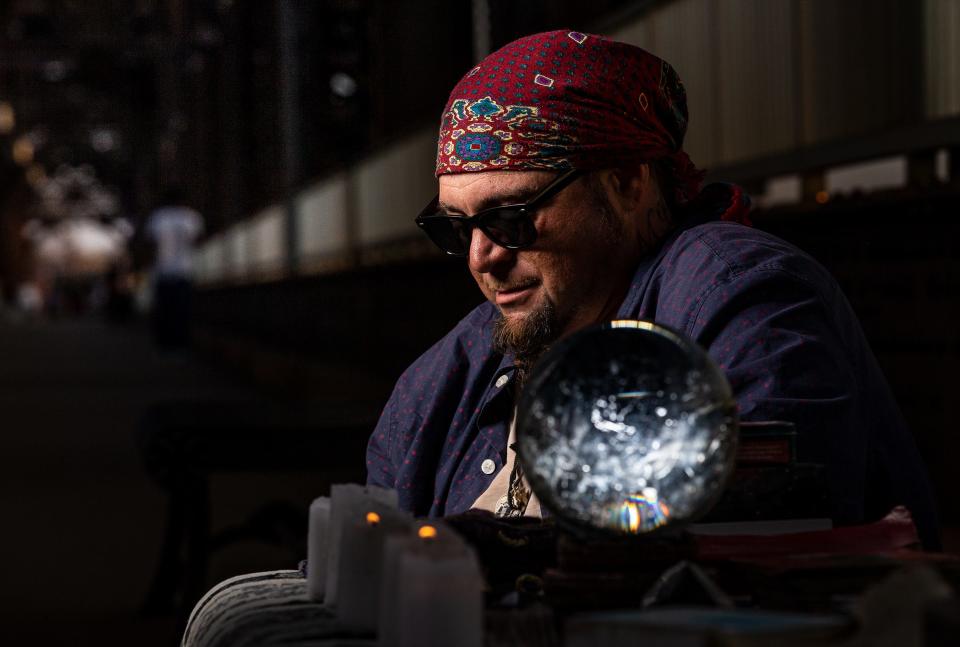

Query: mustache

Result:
[488,278,539,292]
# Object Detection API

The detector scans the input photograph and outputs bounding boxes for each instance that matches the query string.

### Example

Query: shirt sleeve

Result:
[687,265,868,523]
[365,393,397,489]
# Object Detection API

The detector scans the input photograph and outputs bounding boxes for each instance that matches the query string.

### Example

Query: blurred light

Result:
[815,190,829,204]
[366,511,381,526]
[330,72,358,98]
[25,164,47,187]
[43,60,69,82]
[756,174,801,209]
[418,525,438,540]
[38,164,119,219]
[13,135,35,166]
[935,149,950,183]
[0,101,14,134]
[26,126,49,150]
[90,128,118,153]
[614,493,669,534]
[824,155,906,196]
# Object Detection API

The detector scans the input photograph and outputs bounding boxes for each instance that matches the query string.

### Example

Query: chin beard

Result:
[492,300,562,385]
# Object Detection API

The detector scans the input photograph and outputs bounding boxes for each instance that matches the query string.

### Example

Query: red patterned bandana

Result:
[436,30,706,205]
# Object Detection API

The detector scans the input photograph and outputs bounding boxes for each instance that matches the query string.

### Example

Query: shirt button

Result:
[481,459,496,475]
[495,375,509,388]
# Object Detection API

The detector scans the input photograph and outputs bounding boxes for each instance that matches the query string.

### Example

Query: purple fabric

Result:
[366,184,939,548]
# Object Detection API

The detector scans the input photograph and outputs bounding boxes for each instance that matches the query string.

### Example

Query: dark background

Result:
[0,1,957,645]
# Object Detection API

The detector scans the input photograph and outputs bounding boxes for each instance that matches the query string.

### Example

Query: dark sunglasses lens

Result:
[482,209,536,248]
[422,217,471,255]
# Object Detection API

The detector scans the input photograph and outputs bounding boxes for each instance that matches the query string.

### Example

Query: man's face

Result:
[438,170,639,361]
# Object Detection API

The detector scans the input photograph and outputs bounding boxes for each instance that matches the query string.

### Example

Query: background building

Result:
[1,1,958,645]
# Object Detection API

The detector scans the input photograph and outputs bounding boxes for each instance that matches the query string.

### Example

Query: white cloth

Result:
[470,411,541,518]
[147,206,204,277]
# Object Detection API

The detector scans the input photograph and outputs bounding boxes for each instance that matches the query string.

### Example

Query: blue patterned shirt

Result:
[366,186,939,548]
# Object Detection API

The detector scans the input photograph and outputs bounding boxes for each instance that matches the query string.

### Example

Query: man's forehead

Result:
[438,170,556,209]
[439,171,555,212]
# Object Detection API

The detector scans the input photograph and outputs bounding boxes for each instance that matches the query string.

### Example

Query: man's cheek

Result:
[471,274,494,301]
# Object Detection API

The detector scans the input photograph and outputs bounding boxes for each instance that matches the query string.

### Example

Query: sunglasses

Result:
[415,167,583,256]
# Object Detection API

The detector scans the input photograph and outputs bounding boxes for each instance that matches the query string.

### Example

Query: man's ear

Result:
[606,163,653,216]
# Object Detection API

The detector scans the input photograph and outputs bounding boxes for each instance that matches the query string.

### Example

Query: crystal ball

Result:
[516,321,738,535]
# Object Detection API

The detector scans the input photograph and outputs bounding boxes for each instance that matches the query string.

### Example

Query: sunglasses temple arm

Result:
[529,169,582,207]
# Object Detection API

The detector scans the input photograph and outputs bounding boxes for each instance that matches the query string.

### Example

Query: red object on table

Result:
[695,507,921,561]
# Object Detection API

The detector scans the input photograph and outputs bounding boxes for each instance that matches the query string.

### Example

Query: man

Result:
[366,31,939,548]
[146,186,204,350]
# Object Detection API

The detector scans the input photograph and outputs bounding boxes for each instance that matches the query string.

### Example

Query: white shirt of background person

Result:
[147,206,204,278]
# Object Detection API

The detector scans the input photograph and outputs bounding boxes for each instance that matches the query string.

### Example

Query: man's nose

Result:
[467,226,514,274]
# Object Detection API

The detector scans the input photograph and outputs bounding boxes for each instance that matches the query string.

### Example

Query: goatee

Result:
[492,300,561,385]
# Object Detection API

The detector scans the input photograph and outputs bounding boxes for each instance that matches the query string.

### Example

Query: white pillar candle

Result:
[306,496,330,601]
[337,505,413,631]
[325,484,399,604]
[378,533,419,643]
[379,522,484,647]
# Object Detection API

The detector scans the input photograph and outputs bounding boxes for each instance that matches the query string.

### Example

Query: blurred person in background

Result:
[21,215,133,316]
[365,31,940,549]
[101,259,136,323]
[146,186,204,351]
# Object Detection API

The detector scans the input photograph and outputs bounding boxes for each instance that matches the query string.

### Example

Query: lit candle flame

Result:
[366,511,381,526]
[418,525,438,540]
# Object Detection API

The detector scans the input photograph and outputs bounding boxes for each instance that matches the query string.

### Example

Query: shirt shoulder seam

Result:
[687,261,833,338]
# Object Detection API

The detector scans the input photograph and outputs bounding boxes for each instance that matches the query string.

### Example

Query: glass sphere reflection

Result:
[516,321,738,536]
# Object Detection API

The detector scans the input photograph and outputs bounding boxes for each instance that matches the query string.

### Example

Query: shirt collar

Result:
[489,355,518,392]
